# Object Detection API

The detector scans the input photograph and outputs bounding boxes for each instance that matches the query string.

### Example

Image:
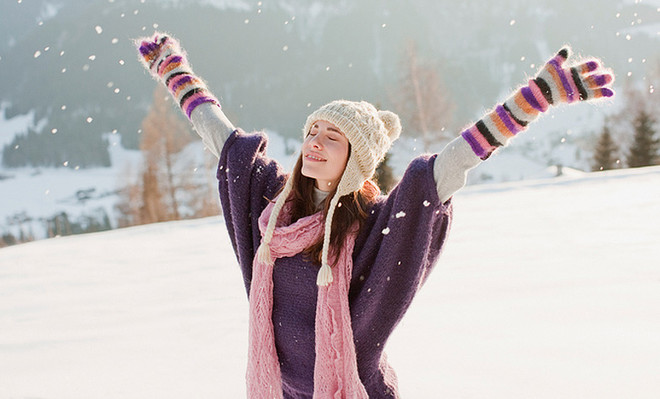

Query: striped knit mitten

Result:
[461,46,614,160]
[137,33,219,119]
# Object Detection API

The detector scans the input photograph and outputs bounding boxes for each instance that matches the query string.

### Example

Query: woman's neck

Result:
[313,186,330,210]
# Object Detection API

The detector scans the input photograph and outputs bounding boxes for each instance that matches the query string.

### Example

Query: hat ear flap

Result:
[378,110,401,142]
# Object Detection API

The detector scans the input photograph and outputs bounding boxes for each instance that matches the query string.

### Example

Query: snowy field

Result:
[1,165,660,398]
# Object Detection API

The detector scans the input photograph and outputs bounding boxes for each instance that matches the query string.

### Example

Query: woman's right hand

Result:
[137,32,184,80]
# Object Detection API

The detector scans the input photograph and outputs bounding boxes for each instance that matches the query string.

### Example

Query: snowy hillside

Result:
[1,165,659,398]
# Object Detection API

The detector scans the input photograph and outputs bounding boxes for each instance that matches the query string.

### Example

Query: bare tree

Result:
[139,86,193,222]
[391,41,455,152]
[115,86,223,228]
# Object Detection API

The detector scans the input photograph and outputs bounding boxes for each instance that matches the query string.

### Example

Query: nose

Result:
[309,135,322,149]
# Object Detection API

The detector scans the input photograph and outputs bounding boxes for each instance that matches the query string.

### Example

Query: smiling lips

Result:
[305,153,326,162]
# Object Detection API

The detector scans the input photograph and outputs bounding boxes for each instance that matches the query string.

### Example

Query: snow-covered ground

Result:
[1,165,659,398]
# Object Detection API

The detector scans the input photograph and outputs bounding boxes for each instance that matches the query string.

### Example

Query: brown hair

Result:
[283,154,380,265]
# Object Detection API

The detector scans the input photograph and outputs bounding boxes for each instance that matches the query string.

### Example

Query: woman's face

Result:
[301,120,350,192]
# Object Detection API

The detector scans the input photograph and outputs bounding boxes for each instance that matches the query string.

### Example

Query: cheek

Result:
[331,141,349,159]
[339,144,350,165]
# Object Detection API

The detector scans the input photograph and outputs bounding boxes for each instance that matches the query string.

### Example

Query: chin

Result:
[301,165,318,180]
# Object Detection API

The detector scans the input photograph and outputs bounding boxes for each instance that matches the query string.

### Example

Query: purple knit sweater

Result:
[217,129,453,398]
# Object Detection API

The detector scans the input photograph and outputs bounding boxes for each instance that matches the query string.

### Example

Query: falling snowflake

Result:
[33,50,42,58]
[423,200,430,207]
[382,227,390,235]
[95,26,103,34]
[395,211,406,218]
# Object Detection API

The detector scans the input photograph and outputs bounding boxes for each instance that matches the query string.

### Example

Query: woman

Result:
[137,34,613,398]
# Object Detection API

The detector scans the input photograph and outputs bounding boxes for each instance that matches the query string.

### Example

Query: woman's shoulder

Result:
[222,128,268,155]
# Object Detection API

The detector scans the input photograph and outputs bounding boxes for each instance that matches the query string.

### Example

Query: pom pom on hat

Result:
[377,110,401,142]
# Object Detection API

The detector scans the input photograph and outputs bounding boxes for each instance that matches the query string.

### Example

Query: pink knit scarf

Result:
[246,200,368,398]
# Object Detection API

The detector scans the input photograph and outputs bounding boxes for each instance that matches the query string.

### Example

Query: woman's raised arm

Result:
[432,46,615,203]
[136,32,234,158]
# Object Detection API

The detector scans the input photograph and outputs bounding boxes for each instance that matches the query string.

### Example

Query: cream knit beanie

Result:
[257,100,402,286]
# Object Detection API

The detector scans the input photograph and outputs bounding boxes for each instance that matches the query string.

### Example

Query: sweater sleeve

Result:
[217,129,288,293]
[349,154,453,375]
[433,135,482,203]
[190,102,235,158]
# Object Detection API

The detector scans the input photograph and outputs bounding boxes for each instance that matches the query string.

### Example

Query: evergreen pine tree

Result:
[592,124,619,171]
[374,153,398,194]
[627,109,659,168]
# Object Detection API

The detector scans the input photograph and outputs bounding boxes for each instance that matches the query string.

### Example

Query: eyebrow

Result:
[327,127,343,134]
